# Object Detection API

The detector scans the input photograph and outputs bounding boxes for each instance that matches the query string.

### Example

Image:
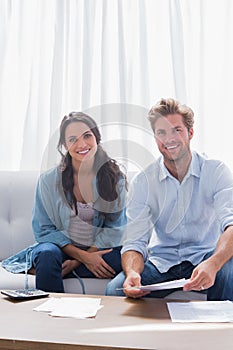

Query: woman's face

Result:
[64,121,98,164]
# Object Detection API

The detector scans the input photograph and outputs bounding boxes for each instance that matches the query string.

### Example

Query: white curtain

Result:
[1,0,233,172]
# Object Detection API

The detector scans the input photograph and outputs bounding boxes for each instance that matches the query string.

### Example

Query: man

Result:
[106,98,233,300]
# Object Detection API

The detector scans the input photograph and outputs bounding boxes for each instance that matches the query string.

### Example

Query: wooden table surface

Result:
[0,292,233,350]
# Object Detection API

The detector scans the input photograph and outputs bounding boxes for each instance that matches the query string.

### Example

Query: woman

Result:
[3,112,127,292]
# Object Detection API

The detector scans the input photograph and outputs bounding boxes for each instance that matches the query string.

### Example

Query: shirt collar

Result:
[158,151,201,182]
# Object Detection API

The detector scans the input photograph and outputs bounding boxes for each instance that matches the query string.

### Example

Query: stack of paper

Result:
[167,301,233,322]
[34,297,103,319]
[118,278,189,291]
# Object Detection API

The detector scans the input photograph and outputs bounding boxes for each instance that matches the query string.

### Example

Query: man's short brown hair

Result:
[148,98,194,133]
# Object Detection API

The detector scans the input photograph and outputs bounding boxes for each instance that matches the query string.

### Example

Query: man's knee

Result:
[216,257,233,281]
[208,258,233,301]
[105,272,125,296]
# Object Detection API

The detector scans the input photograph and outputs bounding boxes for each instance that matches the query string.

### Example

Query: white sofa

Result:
[0,170,205,300]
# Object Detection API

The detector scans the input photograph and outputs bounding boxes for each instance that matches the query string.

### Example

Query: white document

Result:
[167,301,233,322]
[34,297,103,319]
[120,278,189,291]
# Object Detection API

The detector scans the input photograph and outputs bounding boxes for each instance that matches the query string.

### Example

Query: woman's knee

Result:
[32,243,62,265]
[102,247,122,273]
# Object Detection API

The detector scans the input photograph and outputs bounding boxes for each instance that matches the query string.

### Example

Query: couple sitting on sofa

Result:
[3,98,233,301]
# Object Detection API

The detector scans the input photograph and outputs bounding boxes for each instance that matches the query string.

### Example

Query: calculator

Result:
[1,288,49,300]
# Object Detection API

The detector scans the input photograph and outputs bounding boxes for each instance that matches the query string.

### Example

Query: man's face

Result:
[154,114,193,163]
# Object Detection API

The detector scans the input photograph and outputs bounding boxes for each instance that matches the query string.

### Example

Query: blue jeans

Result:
[106,252,233,301]
[32,242,122,292]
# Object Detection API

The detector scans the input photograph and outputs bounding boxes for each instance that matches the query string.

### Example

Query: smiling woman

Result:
[2,112,127,293]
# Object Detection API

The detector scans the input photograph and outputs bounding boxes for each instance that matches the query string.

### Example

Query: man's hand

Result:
[83,249,116,278]
[123,271,150,298]
[121,250,148,298]
[183,258,218,291]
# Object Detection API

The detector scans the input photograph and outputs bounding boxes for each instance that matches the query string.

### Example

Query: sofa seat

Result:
[0,260,109,294]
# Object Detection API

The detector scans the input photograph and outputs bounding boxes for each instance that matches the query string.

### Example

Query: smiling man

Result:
[106,98,233,301]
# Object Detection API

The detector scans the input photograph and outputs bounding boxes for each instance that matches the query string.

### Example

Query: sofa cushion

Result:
[0,263,35,290]
[0,171,38,260]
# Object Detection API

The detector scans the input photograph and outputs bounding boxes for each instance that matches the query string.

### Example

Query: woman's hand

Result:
[28,267,36,275]
[61,244,116,278]
[83,249,116,278]
[62,259,80,277]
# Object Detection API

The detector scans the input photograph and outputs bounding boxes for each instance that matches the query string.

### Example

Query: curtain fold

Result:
[1,0,233,171]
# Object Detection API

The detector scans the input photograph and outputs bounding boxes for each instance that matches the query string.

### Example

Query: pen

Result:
[116,286,141,290]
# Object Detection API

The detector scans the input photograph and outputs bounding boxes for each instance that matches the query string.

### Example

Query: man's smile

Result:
[165,144,179,150]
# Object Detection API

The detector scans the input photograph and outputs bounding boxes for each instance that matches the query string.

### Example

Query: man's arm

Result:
[121,250,150,298]
[184,225,233,291]
[209,225,233,270]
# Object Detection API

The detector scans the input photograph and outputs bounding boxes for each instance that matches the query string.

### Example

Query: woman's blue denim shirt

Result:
[2,166,127,273]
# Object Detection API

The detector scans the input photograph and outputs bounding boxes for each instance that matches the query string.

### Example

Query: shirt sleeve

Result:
[212,162,233,231]
[32,176,72,248]
[121,172,154,260]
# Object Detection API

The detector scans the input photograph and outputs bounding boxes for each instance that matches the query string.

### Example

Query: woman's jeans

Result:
[106,251,233,301]
[32,242,122,292]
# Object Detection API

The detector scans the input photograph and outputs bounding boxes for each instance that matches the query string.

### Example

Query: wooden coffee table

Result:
[0,292,232,350]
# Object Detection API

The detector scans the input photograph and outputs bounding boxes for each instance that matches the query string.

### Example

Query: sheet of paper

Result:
[34,297,103,319]
[167,301,233,322]
[33,297,60,312]
[119,278,189,291]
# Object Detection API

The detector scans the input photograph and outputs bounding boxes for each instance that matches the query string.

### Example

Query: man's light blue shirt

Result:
[122,151,233,273]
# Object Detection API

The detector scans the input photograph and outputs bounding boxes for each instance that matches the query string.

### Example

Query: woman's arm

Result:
[94,177,127,248]
[61,246,98,277]
[32,180,71,247]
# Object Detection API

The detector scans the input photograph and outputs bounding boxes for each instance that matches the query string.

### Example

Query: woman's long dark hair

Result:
[57,112,127,215]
